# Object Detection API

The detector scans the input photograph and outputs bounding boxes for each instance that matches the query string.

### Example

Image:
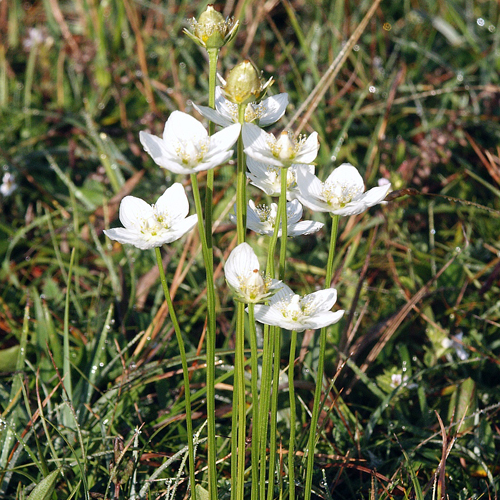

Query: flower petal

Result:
[258,93,289,127]
[208,123,241,157]
[294,131,319,164]
[287,220,323,237]
[118,196,153,229]
[326,163,364,192]
[224,242,260,291]
[296,169,332,212]
[193,103,233,127]
[155,183,189,221]
[303,310,344,330]
[163,110,207,143]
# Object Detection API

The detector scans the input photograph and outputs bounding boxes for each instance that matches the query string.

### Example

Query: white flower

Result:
[296,163,391,216]
[1,173,17,197]
[246,158,314,199]
[193,86,288,128]
[224,243,282,303]
[139,111,241,175]
[242,123,319,168]
[230,199,323,237]
[253,284,344,332]
[104,183,197,250]
[442,331,469,360]
[390,373,407,388]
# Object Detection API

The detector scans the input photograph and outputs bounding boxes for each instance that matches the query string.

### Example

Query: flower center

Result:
[321,180,363,209]
[237,269,269,301]
[268,131,306,163]
[174,138,209,167]
[139,206,171,239]
[278,294,314,323]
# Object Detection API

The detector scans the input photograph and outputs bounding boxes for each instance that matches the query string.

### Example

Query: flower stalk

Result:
[304,214,340,500]
[154,247,196,500]
[190,173,218,500]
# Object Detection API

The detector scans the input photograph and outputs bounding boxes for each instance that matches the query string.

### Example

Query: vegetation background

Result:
[1,0,499,498]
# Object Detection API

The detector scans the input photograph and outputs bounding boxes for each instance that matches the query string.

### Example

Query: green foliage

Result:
[1,0,500,498]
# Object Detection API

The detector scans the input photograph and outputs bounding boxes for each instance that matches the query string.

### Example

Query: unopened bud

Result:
[222,61,273,105]
[184,5,239,50]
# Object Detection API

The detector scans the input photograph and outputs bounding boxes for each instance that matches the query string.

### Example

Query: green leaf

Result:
[0,345,19,372]
[195,484,209,500]
[27,468,61,500]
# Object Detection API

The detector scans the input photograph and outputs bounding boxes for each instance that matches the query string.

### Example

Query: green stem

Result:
[258,323,273,500]
[304,214,340,500]
[190,173,218,500]
[288,330,298,500]
[204,48,219,246]
[154,247,196,499]
[325,215,340,288]
[248,303,260,500]
[236,104,247,244]
[235,301,247,500]
[266,325,281,500]
[278,167,289,280]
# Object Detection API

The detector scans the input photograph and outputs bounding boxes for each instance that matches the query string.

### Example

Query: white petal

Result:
[104,228,153,249]
[287,220,323,237]
[208,123,241,157]
[164,214,198,242]
[258,93,289,127]
[326,163,364,192]
[294,132,319,164]
[296,169,331,212]
[163,111,207,143]
[140,131,178,165]
[286,199,303,223]
[268,283,294,305]
[242,123,272,154]
[224,243,260,291]
[303,310,344,330]
[358,183,391,207]
[155,183,189,221]
[303,288,338,312]
[253,304,300,331]
[194,150,234,172]
[192,103,233,127]
[118,196,153,230]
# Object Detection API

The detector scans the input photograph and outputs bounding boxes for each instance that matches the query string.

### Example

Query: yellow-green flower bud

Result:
[221,60,273,105]
[184,5,239,50]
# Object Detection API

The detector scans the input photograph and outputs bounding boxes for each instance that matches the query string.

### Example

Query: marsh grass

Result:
[1,0,500,498]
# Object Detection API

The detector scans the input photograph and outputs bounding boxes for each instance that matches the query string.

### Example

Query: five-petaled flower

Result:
[194,86,288,128]
[246,158,314,199]
[242,123,319,168]
[296,163,391,216]
[139,111,241,175]
[230,199,323,237]
[104,183,197,250]
[224,242,282,303]
[253,284,344,332]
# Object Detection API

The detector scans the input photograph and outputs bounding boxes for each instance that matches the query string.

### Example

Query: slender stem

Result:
[248,303,260,500]
[325,215,340,288]
[278,167,289,280]
[204,48,219,245]
[236,104,247,244]
[304,214,340,500]
[154,247,196,499]
[258,323,273,500]
[190,173,218,500]
[288,329,298,500]
[235,301,247,500]
[266,325,281,500]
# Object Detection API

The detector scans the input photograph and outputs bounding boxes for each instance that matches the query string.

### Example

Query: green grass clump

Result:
[1,0,500,498]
